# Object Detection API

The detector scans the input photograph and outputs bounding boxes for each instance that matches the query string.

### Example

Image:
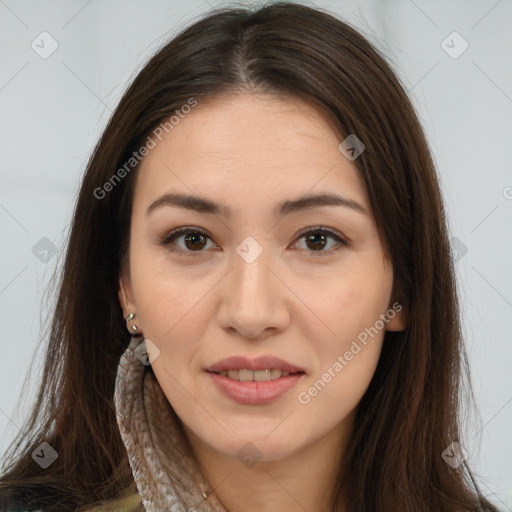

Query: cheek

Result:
[130,245,213,338]
[302,280,388,416]
[303,257,393,371]
[315,267,392,331]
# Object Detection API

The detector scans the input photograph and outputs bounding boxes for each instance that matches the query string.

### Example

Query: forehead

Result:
[133,93,367,210]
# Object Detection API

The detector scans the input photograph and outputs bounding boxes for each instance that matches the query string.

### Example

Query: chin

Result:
[205,431,304,464]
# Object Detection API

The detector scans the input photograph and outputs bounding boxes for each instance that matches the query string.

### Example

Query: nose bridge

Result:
[233,242,269,300]
[218,236,288,338]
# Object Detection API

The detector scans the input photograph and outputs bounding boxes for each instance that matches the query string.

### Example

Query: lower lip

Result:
[207,372,304,405]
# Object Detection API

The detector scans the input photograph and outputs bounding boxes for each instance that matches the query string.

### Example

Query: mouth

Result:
[206,355,305,376]
[206,369,306,405]
[207,368,305,382]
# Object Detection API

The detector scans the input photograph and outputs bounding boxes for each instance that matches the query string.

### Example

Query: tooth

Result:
[238,369,254,381]
[254,369,272,382]
[270,369,281,379]
[219,368,294,381]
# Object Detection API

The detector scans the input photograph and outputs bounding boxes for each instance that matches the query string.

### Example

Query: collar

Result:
[114,335,228,512]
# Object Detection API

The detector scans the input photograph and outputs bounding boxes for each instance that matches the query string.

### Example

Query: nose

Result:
[217,243,291,340]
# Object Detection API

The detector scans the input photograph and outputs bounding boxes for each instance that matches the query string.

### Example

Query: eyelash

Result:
[160,226,348,257]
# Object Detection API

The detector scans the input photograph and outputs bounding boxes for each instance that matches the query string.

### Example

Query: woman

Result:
[0,2,500,511]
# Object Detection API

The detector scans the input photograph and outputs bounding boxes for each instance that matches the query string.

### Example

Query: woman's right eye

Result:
[161,227,218,256]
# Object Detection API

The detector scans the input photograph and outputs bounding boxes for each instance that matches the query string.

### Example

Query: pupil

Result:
[185,233,206,250]
[306,233,326,251]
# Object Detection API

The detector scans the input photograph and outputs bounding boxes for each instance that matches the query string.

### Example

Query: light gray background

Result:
[1,0,511,509]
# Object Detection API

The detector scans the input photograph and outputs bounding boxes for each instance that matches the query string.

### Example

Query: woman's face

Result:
[119,93,405,464]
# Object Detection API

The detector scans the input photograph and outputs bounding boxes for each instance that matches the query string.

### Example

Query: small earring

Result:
[125,312,139,333]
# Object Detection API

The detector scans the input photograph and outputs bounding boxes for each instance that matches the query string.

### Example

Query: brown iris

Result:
[305,232,327,251]
[184,232,208,250]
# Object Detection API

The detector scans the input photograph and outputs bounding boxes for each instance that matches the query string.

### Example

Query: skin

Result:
[118,92,406,512]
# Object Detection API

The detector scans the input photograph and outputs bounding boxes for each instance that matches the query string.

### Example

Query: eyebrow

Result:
[146,192,369,217]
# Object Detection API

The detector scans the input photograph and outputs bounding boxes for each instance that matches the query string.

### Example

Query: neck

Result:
[183,412,354,512]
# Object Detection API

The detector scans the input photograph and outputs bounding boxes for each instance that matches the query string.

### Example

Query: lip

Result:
[207,371,305,405]
[205,355,305,373]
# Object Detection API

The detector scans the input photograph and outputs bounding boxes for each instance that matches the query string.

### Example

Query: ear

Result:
[385,300,407,332]
[118,263,135,320]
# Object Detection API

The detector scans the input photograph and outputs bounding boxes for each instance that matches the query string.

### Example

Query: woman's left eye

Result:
[293,227,348,254]
[160,226,348,256]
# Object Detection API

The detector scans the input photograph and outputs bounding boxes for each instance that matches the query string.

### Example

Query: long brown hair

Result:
[0,2,499,511]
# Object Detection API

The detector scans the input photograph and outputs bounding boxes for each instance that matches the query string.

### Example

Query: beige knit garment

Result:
[114,335,229,512]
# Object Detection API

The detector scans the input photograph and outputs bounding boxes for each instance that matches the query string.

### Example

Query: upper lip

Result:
[206,356,305,373]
